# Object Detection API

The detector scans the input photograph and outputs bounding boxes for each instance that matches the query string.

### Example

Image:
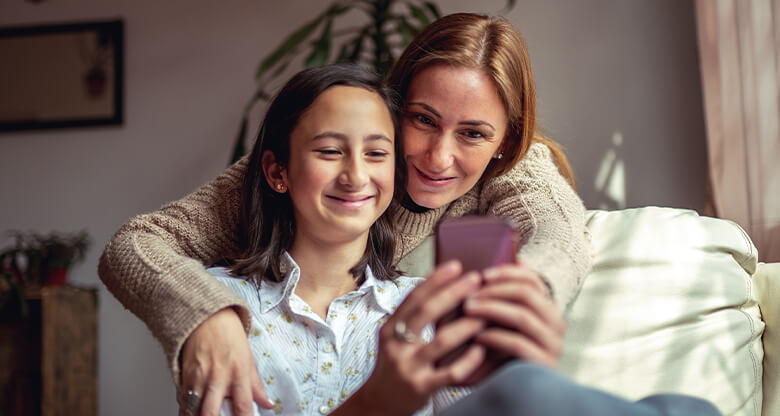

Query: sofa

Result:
[560,207,779,416]
[397,206,779,416]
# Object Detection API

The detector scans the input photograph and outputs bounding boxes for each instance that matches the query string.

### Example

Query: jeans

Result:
[440,362,722,416]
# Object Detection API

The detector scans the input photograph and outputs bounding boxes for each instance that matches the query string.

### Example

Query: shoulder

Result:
[501,141,557,181]
[207,266,255,294]
[382,275,424,300]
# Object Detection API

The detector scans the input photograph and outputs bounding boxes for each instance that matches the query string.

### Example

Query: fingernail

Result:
[464,271,481,285]
[465,298,480,310]
[482,268,498,280]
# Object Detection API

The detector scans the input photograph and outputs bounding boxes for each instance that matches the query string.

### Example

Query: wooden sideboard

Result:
[0,285,97,416]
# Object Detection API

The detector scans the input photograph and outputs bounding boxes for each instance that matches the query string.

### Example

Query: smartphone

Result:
[434,216,518,380]
[435,216,518,271]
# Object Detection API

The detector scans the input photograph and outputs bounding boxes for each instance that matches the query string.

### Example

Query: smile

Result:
[413,166,456,186]
[326,195,374,209]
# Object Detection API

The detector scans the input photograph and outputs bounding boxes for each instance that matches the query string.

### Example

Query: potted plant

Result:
[0,230,90,287]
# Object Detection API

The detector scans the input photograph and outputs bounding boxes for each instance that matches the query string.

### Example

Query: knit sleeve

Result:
[98,156,252,387]
[479,142,592,311]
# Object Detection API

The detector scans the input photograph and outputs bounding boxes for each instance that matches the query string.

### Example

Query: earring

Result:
[496,152,503,160]
[275,183,286,192]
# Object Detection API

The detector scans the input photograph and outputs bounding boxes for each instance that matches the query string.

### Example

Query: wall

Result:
[0,0,707,415]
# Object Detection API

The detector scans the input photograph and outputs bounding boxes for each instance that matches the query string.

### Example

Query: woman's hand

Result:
[334,261,487,415]
[464,261,566,368]
[178,308,274,416]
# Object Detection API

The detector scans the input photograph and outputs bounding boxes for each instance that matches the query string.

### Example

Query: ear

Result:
[261,150,287,192]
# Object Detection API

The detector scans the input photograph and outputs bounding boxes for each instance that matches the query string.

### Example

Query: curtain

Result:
[695,0,780,262]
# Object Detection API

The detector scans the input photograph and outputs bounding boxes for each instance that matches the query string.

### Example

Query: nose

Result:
[425,135,454,173]
[338,154,369,190]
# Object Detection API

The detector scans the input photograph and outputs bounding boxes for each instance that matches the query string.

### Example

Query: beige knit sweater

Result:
[98,141,591,385]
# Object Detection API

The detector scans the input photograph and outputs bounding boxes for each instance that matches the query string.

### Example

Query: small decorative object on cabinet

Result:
[0,284,97,416]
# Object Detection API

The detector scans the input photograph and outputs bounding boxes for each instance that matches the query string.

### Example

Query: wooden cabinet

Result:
[0,285,97,416]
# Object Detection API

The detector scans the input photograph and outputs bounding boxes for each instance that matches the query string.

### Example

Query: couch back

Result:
[560,207,771,416]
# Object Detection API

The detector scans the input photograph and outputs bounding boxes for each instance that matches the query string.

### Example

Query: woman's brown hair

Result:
[231,63,402,283]
[387,13,576,189]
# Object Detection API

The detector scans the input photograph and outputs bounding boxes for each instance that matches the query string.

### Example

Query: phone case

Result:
[433,216,518,379]
[435,216,518,272]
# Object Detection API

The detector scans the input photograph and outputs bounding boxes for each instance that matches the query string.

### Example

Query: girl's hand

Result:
[178,308,274,416]
[464,262,566,368]
[334,261,487,415]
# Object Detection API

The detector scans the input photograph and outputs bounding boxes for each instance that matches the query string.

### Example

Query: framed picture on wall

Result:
[0,19,123,132]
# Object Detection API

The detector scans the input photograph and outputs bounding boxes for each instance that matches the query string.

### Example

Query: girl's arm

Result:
[98,156,273,413]
[474,141,592,311]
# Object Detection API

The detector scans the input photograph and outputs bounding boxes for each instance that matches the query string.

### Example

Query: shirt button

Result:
[319,405,330,414]
[322,343,334,353]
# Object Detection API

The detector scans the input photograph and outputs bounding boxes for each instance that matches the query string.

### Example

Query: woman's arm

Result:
[472,141,592,311]
[98,157,251,386]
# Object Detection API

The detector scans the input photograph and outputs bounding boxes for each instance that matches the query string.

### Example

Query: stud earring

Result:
[496,152,503,160]
[275,183,286,192]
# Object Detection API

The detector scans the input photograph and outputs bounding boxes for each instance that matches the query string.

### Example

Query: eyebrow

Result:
[311,131,393,144]
[406,102,496,132]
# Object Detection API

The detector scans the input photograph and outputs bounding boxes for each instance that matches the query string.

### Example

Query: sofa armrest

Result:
[754,262,780,416]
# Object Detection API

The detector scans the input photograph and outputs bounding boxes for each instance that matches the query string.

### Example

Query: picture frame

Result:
[0,19,124,132]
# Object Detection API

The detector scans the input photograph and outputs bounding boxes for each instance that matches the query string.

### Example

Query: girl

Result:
[205,63,487,415]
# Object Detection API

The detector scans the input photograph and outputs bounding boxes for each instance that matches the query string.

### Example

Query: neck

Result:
[288,232,368,318]
[401,194,431,213]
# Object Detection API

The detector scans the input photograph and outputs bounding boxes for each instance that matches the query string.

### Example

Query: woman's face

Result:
[280,86,395,245]
[402,64,508,209]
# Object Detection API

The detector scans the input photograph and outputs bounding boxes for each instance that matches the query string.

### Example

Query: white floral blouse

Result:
[210,253,462,416]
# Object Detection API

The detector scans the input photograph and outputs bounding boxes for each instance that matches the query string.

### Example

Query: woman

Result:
[100,13,583,415]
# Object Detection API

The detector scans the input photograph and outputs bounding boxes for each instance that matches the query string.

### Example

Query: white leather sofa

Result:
[560,207,779,416]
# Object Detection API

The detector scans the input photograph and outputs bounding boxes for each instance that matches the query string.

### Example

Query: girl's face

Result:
[402,64,508,209]
[278,86,395,245]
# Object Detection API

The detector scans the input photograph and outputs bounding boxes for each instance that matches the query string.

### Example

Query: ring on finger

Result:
[393,320,419,343]
[183,389,202,416]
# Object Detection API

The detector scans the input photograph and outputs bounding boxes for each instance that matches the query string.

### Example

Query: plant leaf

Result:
[304,18,333,68]
[395,16,417,47]
[500,0,516,13]
[422,1,440,19]
[406,2,430,27]
[255,17,324,80]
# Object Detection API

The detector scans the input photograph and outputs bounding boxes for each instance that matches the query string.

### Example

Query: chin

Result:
[408,192,446,210]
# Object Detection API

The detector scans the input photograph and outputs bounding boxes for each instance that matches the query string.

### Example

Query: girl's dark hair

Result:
[231,63,402,284]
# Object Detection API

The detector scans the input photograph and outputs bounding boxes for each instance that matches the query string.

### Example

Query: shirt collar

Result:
[258,252,403,315]
[360,265,403,315]
[258,252,300,313]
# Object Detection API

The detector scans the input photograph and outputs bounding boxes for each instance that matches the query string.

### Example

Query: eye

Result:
[464,130,485,139]
[365,150,390,159]
[410,113,436,128]
[459,129,491,143]
[316,149,342,157]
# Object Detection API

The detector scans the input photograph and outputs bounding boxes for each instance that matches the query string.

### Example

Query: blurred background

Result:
[0,0,775,415]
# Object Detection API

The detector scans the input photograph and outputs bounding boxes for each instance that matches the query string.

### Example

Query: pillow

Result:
[560,207,765,416]
[754,262,780,416]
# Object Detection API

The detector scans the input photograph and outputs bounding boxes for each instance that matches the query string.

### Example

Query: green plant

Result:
[0,230,90,286]
[229,0,516,164]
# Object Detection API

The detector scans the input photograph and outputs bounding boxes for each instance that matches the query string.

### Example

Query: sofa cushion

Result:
[560,207,765,416]
[754,262,780,416]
